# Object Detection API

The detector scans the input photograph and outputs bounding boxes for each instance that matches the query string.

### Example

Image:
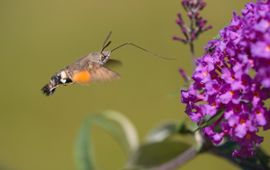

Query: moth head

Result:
[99,51,111,64]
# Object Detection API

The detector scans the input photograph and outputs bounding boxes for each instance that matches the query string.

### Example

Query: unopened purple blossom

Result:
[179,68,190,84]
[173,0,212,44]
[181,0,270,157]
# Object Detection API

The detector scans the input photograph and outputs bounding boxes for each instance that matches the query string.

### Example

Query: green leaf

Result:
[101,110,139,152]
[145,122,178,143]
[194,110,224,132]
[74,110,139,170]
[177,120,194,135]
[126,140,192,170]
[213,34,220,40]
[75,117,94,170]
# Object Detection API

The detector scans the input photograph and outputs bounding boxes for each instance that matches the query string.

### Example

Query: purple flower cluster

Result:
[181,0,270,157]
[173,0,212,44]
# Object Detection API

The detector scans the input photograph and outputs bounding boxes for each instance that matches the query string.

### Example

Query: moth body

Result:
[42,51,119,96]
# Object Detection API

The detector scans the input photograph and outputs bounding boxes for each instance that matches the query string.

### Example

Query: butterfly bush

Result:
[181,0,270,157]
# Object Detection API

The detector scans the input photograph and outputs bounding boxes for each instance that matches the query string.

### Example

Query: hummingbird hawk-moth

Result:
[41,32,173,96]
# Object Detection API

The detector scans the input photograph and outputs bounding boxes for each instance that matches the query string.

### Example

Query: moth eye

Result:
[101,55,106,61]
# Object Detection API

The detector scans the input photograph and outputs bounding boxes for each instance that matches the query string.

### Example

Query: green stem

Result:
[189,41,196,69]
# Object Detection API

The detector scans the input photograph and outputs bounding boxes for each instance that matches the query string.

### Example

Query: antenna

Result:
[110,42,175,60]
[100,31,112,53]
[101,41,112,53]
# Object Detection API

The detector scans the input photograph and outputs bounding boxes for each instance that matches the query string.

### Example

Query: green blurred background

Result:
[1,0,269,170]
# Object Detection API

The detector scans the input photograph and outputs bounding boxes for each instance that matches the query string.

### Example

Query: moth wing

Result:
[106,59,122,69]
[67,55,91,71]
[91,66,120,82]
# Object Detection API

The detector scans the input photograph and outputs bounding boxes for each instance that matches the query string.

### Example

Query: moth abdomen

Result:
[41,84,56,96]
[41,72,72,96]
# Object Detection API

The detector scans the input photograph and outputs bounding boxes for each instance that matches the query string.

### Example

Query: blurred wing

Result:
[91,66,120,82]
[106,59,122,69]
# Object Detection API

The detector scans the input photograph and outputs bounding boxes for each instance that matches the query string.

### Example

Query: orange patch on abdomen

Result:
[72,70,91,83]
